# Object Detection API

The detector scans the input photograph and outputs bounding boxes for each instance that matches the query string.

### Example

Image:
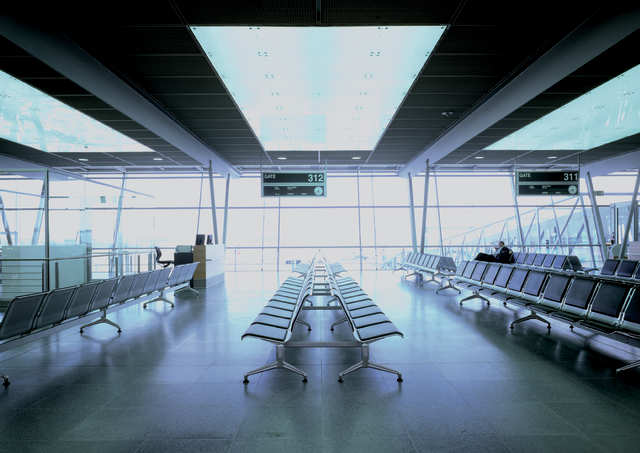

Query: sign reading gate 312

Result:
[261,172,326,197]
[516,171,580,196]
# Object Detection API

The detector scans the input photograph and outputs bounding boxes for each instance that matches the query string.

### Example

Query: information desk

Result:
[192,244,225,288]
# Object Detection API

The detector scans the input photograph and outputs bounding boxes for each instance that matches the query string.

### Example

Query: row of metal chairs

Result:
[325,259,404,382]
[600,258,640,281]
[241,259,316,383]
[513,252,584,272]
[456,259,640,373]
[0,263,198,387]
[398,252,457,287]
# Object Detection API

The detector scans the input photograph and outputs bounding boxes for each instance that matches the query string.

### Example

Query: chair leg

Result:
[436,279,461,294]
[330,317,348,331]
[175,285,199,296]
[1,374,9,387]
[296,319,312,332]
[510,311,551,331]
[338,344,403,382]
[459,292,490,306]
[243,345,308,383]
[143,290,175,309]
[616,359,640,374]
[80,309,122,334]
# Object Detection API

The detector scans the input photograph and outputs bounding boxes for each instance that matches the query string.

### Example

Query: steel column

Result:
[276,197,281,274]
[111,172,126,252]
[356,169,363,272]
[511,174,525,251]
[580,194,597,267]
[0,194,12,245]
[43,169,50,292]
[208,161,219,244]
[407,173,418,252]
[195,170,204,236]
[222,172,231,245]
[434,171,444,255]
[370,174,379,270]
[586,171,608,261]
[549,197,563,252]
[420,160,430,253]
[31,182,46,245]
[555,198,580,249]
[523,212,536,244]
[620,169,640,258]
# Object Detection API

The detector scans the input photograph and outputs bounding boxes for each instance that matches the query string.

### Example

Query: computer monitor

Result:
[195,234,205,245]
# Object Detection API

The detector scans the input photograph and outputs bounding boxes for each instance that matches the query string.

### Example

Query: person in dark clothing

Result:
[474,241,514,264]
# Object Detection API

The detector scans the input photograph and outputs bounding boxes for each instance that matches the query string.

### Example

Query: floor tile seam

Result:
[544,399,640,435]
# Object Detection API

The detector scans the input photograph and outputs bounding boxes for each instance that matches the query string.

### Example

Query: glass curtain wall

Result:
[2,169,639,279]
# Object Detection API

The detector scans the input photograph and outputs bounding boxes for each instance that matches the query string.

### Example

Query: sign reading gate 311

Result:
[261,172,326,197]
[516,170,579,196]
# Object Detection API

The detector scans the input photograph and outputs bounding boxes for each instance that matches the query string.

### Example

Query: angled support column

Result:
[31,182,46,245]
[222,172,231,245]
[208,161,219,244]
[0,194,13,245]
[407,173,417,252]
[620,169,640,258]
[555,198,580,250]
[579,195,597,268]
[586,171,608,262]
[434,170,444,255]
[420,160,430,254]
[511,174,525,251]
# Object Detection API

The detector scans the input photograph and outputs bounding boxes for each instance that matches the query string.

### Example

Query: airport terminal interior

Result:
[2,2,640,452]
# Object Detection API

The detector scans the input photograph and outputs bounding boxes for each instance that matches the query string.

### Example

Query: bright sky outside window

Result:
[485,63,640,151]
[0,70,152,153]
[192,26,445,151]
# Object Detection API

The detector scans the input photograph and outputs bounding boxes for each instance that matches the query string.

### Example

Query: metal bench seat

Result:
[33,286,77,330]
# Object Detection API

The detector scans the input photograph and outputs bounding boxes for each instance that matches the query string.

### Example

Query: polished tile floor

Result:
[1,271,640,452]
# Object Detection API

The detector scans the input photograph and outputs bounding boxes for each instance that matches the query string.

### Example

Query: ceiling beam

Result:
[401,6,640,176]
[580,149,640,177]
[0,16,239,176]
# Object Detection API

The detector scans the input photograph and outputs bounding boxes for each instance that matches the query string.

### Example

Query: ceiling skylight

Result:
[485,63,640,151]
[0,70,152,153]
[192,26,445,151]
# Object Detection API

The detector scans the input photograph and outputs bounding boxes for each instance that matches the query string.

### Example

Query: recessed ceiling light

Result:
[153,157,163,161]
[474,156,484,159]
[441,111,454,118]
[547,156,557,159]
[78,158,89,162]
[352,156,362,160]
[277,156,287,160]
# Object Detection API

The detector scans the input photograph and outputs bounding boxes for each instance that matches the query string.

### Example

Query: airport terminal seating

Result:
[242,256,404,383]
[241,261,315,382]
[599,259,640,281]
[455,259,640,373]
[512,252,588,272]
[327,264,404,382]
[397,251,457,290]
[0,262,198,387]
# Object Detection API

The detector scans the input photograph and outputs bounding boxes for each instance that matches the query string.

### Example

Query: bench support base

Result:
[80,309,121,334]
[460,292,490,307]
[1,375,9,387]
[617,359,640,373]
[338,344,403,383]
[330,317,348,331]
[243,345,307,384]
[436,278,461,294]
[175,285,199,297]
[143,290,175,309]
[510,311,551,331]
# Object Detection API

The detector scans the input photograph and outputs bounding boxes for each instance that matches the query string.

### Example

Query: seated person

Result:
[474,241,514,264]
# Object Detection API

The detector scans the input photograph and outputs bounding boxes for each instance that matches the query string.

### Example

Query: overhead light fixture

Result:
[0,70,152,154]
[78,158,89,162]
[474,156,484,159]
[485,63,640,151]
[153,157,163,161]
[441,111,454,118]
[277,156,287,160]
[192,25,445,151]
[547,156,557,159]
[352,156,362,160]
